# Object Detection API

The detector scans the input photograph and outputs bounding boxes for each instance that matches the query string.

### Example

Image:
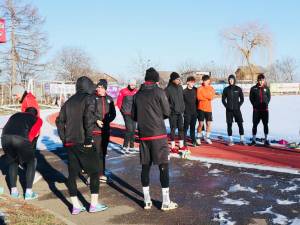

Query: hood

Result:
[140,82,157,91]
[76,76,95,95]
[228,74,236,85]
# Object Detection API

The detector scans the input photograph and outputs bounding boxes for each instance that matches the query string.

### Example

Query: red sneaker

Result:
[170,148,179,154]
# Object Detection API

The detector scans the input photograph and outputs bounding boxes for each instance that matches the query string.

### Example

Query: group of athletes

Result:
[0,67,271,215]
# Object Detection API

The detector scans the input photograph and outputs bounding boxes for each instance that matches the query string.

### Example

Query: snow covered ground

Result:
[0,95,299,150]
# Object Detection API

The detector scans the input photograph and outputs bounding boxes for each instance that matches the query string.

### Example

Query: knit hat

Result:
[170,72,180,82]
[145,67,160,82]
[228,74,236,84]
[97,79,108,90]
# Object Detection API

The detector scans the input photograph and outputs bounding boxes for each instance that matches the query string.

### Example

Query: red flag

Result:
[0,18,6,43]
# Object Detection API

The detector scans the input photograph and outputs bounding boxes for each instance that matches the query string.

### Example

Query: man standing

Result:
[116,80,138,152]
[93,79,116,183]
[196,75,215,144]
[249,74,271,146]
[132,67,178,211]
[183,76,199,147]
[56,76,108,215]
[165,72,185,153]
[1,107,42,200]
[222,74,246,146]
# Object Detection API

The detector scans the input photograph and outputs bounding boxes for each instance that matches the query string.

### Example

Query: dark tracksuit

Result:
[56,77,99,197]
[1,112,42,189]
[117,87,138,148]
[92,94,116,176]
[249,84,271,135]
[222,83,244,136]
[132,83,170,188]
[165,83,185,141]
[183,87,198,144]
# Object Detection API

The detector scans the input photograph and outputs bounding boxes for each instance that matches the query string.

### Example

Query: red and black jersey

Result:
[92,94,116,136]
[116,87,138,115]
[250,84,271,111]
[2,112,43,142]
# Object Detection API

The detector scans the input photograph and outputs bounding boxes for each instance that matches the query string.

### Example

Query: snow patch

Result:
[255,206,289,225]
[212,208,236,225]
[290,218,300,225]
[220,198,249,206]
[276,199,297,205]
[280,185,298,193]
[215,190,229,198]
[208,169,223,174]
[240,172,272,179]
[228,184,257,193]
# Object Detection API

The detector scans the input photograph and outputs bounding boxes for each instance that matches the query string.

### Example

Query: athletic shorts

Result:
[197,110,213,122]
[253,110,269,124]
[139,138,169,165]
[226,109,243,123]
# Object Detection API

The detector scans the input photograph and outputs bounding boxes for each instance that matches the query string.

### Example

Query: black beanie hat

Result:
[97,79,108,90]
[228,74,236,83]
[145,67,160,82]
[170,72,180,82]
[257,73,265,81]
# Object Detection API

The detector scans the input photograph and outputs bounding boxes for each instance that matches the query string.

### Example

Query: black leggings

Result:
[9,158,36,189]
[227,122,244,136]
[141,163,169,188]
[94,133,110,176]
[67,145,100,197]
[123,114,136,148]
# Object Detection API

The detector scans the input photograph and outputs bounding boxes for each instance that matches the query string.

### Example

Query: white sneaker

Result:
[121,147,130,154]
[161,201,178,211]
[228,141,234,146]
[196,139,201,145]
[144,201,152,210]
[205,138,212,145]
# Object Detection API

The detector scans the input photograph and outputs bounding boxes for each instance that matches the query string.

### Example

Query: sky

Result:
[31,0,300,80]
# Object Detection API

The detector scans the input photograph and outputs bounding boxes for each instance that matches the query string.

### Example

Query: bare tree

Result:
[52,47,94,82]
[130,53,159,84]
[221,22,272,81]
[0,0,48,84]
[267,57,298,82]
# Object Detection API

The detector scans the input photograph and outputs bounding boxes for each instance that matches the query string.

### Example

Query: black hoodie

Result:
[132,83,170,139]
[56,76,96,145]
[222,76,244,110]
[165,83,185,114]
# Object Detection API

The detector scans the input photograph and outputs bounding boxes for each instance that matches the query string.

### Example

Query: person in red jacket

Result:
[20,91,40,117]
[1,107,43,200]
[116,80,138,152]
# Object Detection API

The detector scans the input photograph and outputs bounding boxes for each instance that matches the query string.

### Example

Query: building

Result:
[235,65,266,82]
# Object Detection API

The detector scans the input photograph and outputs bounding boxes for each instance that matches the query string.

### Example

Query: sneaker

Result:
[249,140,256,146]
[240,140,247,146]
[170,148,179,154]
[161,201,178,211]
[205,138,212,145]
[196,139,201,145]
[10,192,20,199]
[24,192,38,200]
[121,147,130,154]
[99,175,108,183]
[264,140,270,146]
[72,206,86,215]
[89,203,108,213]
[144,201,152,210]
[228,141,234,146]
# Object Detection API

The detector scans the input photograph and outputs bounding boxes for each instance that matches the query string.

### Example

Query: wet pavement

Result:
[1,146,300,225]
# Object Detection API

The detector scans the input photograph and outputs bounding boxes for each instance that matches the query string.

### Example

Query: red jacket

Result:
[21,92,40,117]
[116,87,138,115]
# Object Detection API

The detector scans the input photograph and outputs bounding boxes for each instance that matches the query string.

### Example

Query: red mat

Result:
[47,113,300,171]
